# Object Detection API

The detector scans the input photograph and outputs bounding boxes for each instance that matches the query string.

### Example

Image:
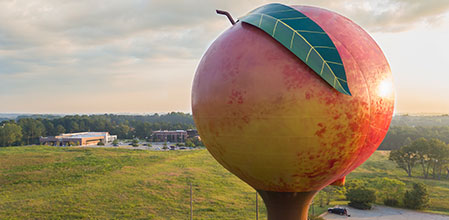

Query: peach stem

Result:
[216,10,236,25]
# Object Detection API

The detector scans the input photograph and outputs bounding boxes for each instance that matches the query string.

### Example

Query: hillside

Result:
[0,146,265,219]
[0,146,448,219]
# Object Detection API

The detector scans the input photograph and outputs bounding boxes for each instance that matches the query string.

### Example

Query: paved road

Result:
[324,205,449,220]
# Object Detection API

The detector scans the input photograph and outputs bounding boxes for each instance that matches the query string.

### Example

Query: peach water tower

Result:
[192,3,394,219]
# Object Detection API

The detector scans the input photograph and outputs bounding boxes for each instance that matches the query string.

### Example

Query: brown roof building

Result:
[151,130,188,142]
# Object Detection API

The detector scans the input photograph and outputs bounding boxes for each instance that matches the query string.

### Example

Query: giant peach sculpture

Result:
[192,3,394,219]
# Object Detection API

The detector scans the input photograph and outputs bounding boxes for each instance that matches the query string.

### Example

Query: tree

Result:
[42,120,56,136]
[411,138,449,179]
[412,138,432,179]
[133,122,152,139]
[0,123,23,147]
[427,139,449,180]
[69,121,79,133]
[346,187,376,210]
[389,138,449,179]
[56,125,66,135]
[378,125,449,150]
[112,139,119,146]
[116,124,131,139]
[18,118,46,145]
[403,183,429,209]
[389,144,419,177]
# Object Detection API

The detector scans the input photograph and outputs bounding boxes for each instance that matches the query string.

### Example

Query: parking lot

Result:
[324,205,449,220]
[81,141,197,151]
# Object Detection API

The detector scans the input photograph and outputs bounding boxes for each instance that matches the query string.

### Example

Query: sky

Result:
[1,0,449,114]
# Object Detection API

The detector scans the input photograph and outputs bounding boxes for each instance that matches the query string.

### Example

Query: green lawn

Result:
[0,146,265,219]
[0,146,448,219]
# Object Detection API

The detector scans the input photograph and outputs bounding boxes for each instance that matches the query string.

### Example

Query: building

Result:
[151,130,187,142]
[40,132,117,146]
[186,129,198,138]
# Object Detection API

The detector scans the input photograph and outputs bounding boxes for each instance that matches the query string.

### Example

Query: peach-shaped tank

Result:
[192,4,394,219]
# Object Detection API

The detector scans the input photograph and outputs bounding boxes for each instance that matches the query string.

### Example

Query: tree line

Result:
[391,114,449,127]
[0,112,195,147]
[379,126,449,150]
[389,137,449,180]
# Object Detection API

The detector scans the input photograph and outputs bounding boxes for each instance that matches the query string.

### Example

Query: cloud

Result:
[0,0,448,113]
[2,0,446,64]
[338,0,449,32]
[256,0,448,32]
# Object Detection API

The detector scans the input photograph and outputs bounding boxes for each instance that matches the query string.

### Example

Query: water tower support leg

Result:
[256,190,318,220]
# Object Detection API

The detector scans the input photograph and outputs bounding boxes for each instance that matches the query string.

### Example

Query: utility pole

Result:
[311,199,315,216]
[256,191,259,220]
[190,182,193,220]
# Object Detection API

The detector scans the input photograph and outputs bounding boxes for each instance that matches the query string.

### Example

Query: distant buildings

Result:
[151,129,198,142]
[186,129,198,137]
[40,129,199,146]
[151,130,188,142]
[40,132,117,146]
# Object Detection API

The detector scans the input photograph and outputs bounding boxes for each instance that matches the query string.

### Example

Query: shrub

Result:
[384,198,399,207]
[97,141,105,146]
[403,183,429,209]
[368,177,405,205]
[308,215,325,220]
[346,187,376,210]
[185,139,195,148]
[348,202,372,210]
[132,139,139,147]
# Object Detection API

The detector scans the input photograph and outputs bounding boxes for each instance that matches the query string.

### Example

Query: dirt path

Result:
[324,205,449,220]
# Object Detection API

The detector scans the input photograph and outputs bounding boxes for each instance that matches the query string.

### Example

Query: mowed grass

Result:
[0,146,265,219]
[348,150,449,215]
[1,147,448,219]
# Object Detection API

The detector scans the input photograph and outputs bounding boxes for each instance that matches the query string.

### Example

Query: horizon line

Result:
[1,112,449,116]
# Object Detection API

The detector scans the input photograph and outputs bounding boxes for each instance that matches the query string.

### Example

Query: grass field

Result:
[0,146,266,219]
[0,146,448,219]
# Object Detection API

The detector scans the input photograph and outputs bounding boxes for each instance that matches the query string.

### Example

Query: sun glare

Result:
[378,79,394,98]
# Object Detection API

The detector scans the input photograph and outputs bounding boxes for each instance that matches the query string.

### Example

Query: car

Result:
[328,207,350,217]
